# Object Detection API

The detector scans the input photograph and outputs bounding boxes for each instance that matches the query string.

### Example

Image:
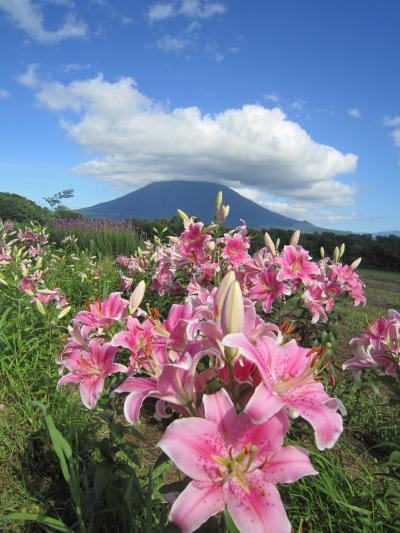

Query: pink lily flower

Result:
[223,334,345,450]
[113,350,214,424]
[75,292,128,328]
[179,219,211,262]
[301,282,329,323]
[277,245,320,284]
[57,339,127,409]
[221,233,250,266]
[248,267,291,313]
[158,388,317,533]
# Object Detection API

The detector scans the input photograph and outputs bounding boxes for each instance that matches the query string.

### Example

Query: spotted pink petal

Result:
[244,381,285,423]
[157,418,227,482]
[202,388,236,440]
[169,481,225,533]
[263,446,318,484]
[289,393,344,450]
[224,472,291,533]
[228,410,289,461]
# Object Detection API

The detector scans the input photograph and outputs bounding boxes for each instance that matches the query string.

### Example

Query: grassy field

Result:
[0,258,399,532]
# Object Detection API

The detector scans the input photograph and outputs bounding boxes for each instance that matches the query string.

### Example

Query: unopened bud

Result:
[339,243,345,258]
[275,238,280,250]
[320,246,325,258]
[129,280,146,314]
[290,230,301,246]
[205,224,219,233]
[217,205,230,223]
[333,246,339,262]
[351,257,362,270]
[168,236,179,243]
[177,209,189,221]
[215,271,236,314]
[216,191,223,211]
[264,232,276,255]
[220,281,244,335]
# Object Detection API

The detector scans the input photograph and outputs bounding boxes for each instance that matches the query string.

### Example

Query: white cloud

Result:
[383,115,400,126]
[347,108,362,119]
[148,0,225,22]
[31,74,357,213]
[0,88,10,99]
[17,63,40,88]
[391,129,400,148]
[153,34,188,51]
[148,2,176,22]
[263,92,280,103]
[63,63,91,73]
[383,115,400,148]
[0,0,87,44]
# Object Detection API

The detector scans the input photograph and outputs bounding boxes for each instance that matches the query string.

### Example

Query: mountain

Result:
[78,181,335,232]
[373,230,400,237]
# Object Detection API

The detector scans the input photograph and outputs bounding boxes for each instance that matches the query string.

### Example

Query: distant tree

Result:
[43,189,74,211]
[0,192,49,223]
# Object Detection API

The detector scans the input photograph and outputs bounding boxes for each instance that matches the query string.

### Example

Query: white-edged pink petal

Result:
[202,389,236,440]
[289,396,344,450]
[169,481,225,533]
[263,446,318,484]
[80,375,104,409]
[157,418,227,481]
[244,382,285,423]
[224,473,291,533]
[229,411,289,462]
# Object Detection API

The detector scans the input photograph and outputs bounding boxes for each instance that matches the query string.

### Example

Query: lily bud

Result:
[290,230,301,246]
[351,257,362,270]
[177,209,189,221]
[217,205,230,223]
[264,232,276,255]
[220,280,244,335]
[339,243,345,258]
[216,191,223,211]
[215,271,236,315]
[129,280,146,314]
[137,246,143,257]
[333,246,339,262]
[320,246,325,258]
[168,236,179,243]
[205,224,219,233]
[275,238,280,250]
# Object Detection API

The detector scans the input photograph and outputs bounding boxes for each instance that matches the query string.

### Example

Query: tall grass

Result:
[49,219,146,257]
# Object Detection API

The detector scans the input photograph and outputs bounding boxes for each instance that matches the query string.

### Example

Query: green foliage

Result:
[0,192,50,223]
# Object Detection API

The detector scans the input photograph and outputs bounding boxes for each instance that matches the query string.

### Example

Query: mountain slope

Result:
[78,181,329,232]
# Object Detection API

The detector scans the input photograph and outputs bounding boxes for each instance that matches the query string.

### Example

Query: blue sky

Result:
[0,0,399,232]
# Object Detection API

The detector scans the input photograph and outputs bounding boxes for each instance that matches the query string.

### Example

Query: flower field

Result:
[0,194,399,533]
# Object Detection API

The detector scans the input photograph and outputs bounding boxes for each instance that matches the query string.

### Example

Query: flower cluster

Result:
[57,265,347,531]
[343,309,400,379]
[116,207,365,327]
[55,194,370,532]
[0,221,69,311]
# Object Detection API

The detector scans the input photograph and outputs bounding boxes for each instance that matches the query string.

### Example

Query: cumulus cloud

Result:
[63,63,91,73]
[153,34,189,51]
[383,115,400,127]
[17,63,40,88]
[347,108,362,119]
[0,88,10,99]
[383,115,400,148]
[0,0,87,44]
[29,73,357,214]
[148,0,225,23]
